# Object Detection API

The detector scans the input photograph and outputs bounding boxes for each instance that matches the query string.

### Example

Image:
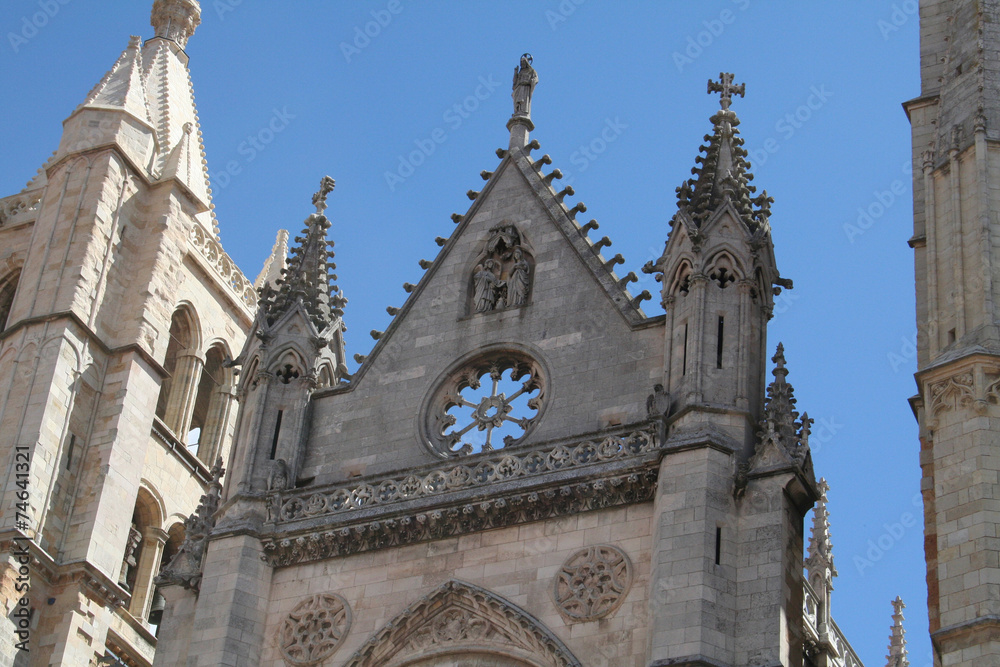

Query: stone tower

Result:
[906,2,1000,665]
[147,58,866,666]
[0,1,257,664]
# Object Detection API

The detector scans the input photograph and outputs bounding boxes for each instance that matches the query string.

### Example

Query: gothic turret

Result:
[647,73,790,453]
[226,177,348,497]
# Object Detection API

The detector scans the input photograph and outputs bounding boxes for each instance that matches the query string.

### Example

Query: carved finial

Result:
[150,0,201,49]
[707,72,745,111]
[312,176,336,215]
[886,597,909,667]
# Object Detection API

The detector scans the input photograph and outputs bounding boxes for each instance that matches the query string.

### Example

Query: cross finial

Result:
[707,72,745,110]
[312,176,336,214]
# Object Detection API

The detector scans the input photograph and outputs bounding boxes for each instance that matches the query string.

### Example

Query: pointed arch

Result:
[189,340,235,463]
[668,259,693,297]
[156,304,202,426]
[345,580,581,667]
[704,248,746,289]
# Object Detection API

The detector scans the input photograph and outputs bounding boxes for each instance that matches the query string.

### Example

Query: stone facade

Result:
[147,28,860,667]
[906,2,1000,666]
[0,1,254,664]
[0,3,906,667]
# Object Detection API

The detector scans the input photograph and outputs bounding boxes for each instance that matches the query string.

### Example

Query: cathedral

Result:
[0,1,994,666]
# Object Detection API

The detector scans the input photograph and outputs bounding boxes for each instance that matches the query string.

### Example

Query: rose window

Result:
[425,351,545,456]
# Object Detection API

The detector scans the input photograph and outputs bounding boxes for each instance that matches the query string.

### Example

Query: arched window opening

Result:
[188,344,231,463]
[122,488,166,626]
[149,522,186,635]
[156,308,195,423]
[0,270,20,333]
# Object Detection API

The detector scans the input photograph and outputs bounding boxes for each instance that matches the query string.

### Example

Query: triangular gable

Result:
[344,580,581,667]
[347,145,653,388]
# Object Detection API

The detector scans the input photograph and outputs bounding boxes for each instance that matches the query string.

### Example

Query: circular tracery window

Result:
[425,351,545,456]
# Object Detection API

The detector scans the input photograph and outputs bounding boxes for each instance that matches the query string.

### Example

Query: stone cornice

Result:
[259,428,662,568]
[261,466,657,568]
[270,428,658,527]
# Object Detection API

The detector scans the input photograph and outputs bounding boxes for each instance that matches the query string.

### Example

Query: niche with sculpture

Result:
[470,224,534,314]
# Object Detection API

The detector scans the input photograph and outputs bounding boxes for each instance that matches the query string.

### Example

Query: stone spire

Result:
[151,0,201,48]
[676,72,772,231]
[748,343,814,475]
[78,35,152,123]
[254,229,290,291]
[886,597,909,667]
[805,478,836,576]
[507,53,538,150]
[260,176,346,330]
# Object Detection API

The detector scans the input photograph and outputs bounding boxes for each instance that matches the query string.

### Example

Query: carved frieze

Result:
[261,469,658,568]
[275,429,657,523]
[553,545,633,621]
[278,593,352,666]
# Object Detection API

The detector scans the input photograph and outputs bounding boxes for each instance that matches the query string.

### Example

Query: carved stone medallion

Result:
[553,545,632,621]
[278,593,352,666]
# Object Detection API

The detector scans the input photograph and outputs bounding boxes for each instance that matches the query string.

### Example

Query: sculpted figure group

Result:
[473,225,532,313]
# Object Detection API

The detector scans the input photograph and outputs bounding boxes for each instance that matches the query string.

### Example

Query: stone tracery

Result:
[426,350,545,456]
[344,580,581,667]
[278,592,352,666]
[553,545,633,621]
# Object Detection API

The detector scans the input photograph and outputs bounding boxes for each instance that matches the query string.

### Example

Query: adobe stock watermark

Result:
[212,0,243,20]
[211,107,295,190]
[878,0,917,40]
[747,84,833,170]
[672,0,751,73]
[842,159,912,244]
[561,117,629,186]
[544,0,586,31]
[7,0,72,53]
[340,0,403,63]
[854,491,922,576]
[384,74,502,192]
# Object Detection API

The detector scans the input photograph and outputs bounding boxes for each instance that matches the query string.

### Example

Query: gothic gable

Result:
[344,580,581,667]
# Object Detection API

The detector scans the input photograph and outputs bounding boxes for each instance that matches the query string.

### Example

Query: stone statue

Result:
[268,458,289,492]
[119,523,143,590]
[474,259,504,313]
[506,248,530,307]
[511,53,538,119]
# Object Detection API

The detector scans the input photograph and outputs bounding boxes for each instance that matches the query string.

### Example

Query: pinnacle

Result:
[676,73,772,232]
[259,177,346,330]
[886,597,909,667]
[806,477,836,576]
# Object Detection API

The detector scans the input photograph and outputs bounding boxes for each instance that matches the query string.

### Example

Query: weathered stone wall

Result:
[261,503,652,667]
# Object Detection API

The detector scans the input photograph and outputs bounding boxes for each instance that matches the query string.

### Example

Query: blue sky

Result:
[1,1,925,663]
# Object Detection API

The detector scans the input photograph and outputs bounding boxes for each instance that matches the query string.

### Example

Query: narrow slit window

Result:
[66,434,76,470]
[682,323,689,376]
[269,410,283,460]
[716,316,724,369]
[715,526,722,565]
